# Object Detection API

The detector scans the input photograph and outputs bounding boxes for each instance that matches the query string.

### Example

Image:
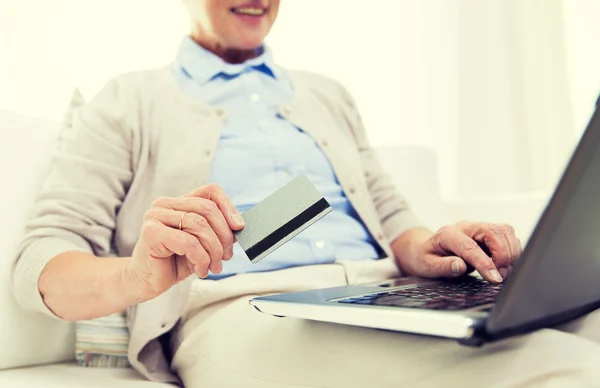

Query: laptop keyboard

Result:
[336,278,503,311]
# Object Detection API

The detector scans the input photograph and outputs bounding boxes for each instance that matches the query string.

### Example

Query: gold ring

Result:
[179,212,190,231]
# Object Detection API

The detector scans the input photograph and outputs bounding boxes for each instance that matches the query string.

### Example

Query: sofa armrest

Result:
[0,111,75,370]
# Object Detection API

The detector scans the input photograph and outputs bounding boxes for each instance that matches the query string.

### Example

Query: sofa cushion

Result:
[0,363,170,387]
[376,145,447,229]
[1,99,131,370]
[0,110,75,369]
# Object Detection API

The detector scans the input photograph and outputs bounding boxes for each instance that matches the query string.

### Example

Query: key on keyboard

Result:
[337,278,503,311]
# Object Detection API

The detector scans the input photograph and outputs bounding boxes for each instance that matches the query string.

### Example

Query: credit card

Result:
[234,174,332,263]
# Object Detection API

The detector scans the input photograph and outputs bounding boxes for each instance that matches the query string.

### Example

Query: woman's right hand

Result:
[125,183,244,302]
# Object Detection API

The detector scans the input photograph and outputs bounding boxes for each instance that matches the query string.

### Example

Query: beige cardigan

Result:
[13,66,421,383]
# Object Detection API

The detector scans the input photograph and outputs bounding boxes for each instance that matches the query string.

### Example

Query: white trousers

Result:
[171,259,600,388]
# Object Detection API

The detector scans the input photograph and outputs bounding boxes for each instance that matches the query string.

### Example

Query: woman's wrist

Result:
[390,227,434,276]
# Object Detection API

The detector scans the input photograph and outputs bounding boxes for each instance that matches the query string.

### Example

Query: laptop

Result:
[249,97,600,346]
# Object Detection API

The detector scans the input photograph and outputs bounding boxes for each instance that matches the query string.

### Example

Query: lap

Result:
[171,262,600,388]
[557,307,600,344]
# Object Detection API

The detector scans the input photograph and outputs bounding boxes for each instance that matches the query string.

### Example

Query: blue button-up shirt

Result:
[172,37,378,278]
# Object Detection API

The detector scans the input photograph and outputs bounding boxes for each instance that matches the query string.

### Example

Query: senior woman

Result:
[12,0,600,387]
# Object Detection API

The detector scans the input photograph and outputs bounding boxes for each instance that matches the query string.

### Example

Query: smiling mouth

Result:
[230,6,267,16]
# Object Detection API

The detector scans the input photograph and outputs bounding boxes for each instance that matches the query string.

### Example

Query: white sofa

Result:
[0,110,550,386]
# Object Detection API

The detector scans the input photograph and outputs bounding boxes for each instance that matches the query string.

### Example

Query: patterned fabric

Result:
[75,313,130,368]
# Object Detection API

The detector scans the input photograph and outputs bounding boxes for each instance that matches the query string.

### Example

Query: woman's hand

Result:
[393,222,522,283]
[126,183,244,302]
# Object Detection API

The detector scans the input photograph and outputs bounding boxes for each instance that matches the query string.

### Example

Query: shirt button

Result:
[251,93,260,102]
[315,240,325,249]
[205,150,212,157]
[215,108,226,117]
[321,139,329,147]
[348,186,356,194]
[377,233,385,241]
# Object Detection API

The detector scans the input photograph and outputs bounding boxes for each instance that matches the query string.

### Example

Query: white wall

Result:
[0,0,189,119]
[455,0,579,199]
[563,0,600,136]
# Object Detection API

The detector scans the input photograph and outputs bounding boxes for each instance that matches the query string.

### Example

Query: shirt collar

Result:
[176,36,280,85]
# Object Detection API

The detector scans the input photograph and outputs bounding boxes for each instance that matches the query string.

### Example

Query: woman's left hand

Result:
[394,222,522,283]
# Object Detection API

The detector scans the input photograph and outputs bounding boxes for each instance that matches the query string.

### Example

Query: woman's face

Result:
[185,0,280,51]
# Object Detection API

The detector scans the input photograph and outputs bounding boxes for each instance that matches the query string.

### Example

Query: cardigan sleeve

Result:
[12,78,134,318]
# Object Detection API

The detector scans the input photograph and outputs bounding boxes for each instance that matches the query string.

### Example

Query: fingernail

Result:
[214,262,222,274]
[498,267,508,279]
[451,260,461,275]
[195,265,208,278]
[231,214,244,227]
[488,269,503,283]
